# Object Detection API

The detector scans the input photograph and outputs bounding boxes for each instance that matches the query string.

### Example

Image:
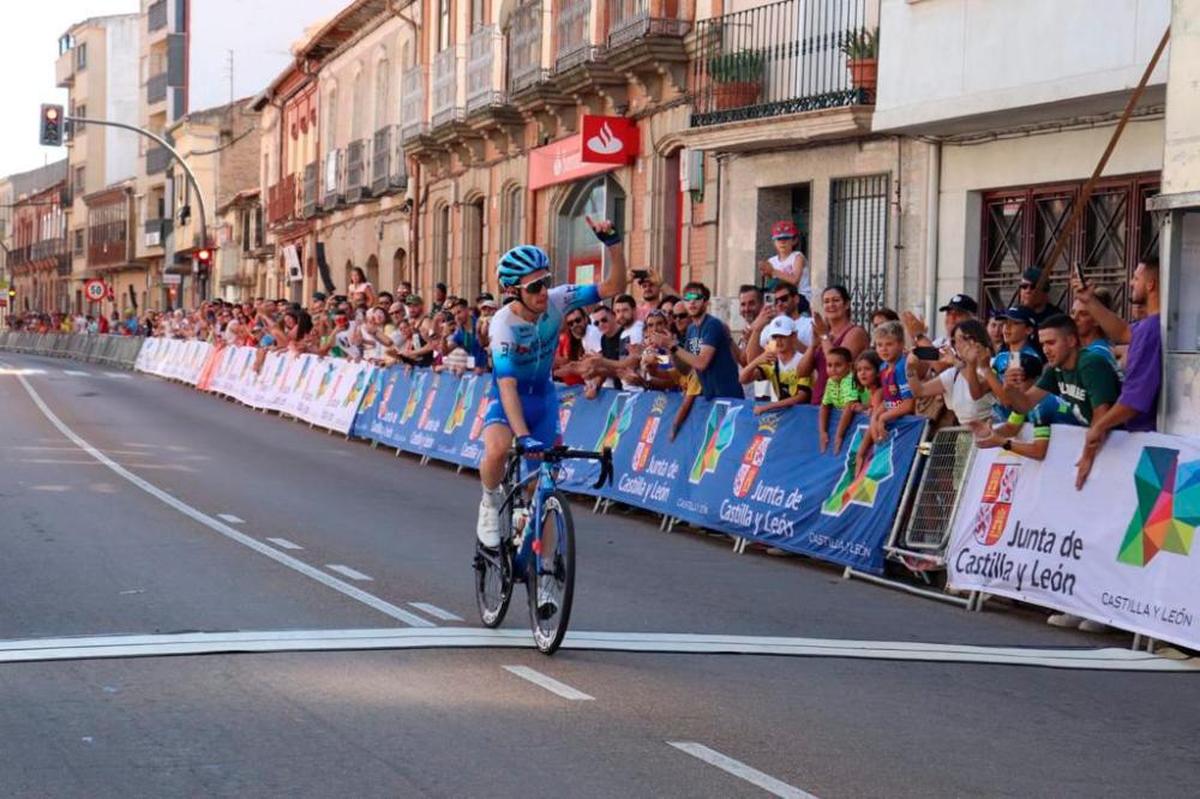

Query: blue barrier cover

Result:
[352,367,925,574]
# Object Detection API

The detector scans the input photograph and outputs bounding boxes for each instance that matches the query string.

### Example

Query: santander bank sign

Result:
[528,116,640,190]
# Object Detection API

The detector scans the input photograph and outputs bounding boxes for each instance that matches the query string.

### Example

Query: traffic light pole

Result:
[64,117,209,262]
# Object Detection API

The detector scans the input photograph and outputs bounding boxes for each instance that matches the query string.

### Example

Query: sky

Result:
[0,1,135,178]
[1,1,346,179]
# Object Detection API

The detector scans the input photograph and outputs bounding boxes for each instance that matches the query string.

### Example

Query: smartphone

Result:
[912,345,942,361]
[1073,260,1088,289]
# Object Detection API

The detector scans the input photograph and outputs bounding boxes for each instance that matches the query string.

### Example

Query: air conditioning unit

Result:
[284,243,303,283]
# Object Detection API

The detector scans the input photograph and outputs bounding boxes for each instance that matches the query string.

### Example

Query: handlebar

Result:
[513,444,614,490]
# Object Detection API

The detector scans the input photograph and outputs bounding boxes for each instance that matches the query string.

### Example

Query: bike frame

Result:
[502,455,561,579]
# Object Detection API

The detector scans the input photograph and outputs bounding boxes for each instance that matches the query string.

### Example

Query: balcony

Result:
[320,149,345,211]
[431,47,465,131]
[371,126,407,195]
[508,2,550,95]
[347,139,371,203]
[55,49,75,88]
[32,238,69,263]
[555,0,598,72]
[267,174,298,226]
[147,72,168,104]
[467,27,506,113]
[143,218,170,248]
[146,144,171,175]
[690,0,871,130]
[400,67,429,144]
[147,0,167,33]
[604,0,689,98]
[302,162,320,218]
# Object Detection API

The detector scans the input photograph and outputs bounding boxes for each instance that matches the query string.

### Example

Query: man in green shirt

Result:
[997,313,1119,488]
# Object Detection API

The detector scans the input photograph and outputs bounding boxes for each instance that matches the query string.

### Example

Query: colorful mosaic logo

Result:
[360,371,385,412]
[689,401,741,484]
[1118,446,1200,567]
[558,392,579,433]
[400,371,429,424]
[443,375,478,434]
[821,425,895,516]
[343,370,367,408]
[594,392,635,452]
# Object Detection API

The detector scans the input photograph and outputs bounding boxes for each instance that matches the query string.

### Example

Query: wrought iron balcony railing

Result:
[432,47,464,129]
[508,1,549,93]
[400,67,428,142]
[690,0,871,127]
[302,162,319,218]
[346,139,370,203]
[467,26,507,113]
[607,0,690,48]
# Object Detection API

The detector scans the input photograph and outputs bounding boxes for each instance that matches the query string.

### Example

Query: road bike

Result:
[473,444,613,654]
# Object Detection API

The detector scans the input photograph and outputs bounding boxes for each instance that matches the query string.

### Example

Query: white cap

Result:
[765,315,796,338]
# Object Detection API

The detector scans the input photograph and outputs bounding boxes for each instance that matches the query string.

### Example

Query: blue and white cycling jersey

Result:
[488,283,602,397]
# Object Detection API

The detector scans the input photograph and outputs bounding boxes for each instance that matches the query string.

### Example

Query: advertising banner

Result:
[947,425,1200,649]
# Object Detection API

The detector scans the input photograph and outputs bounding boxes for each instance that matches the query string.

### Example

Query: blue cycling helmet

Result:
[498,245,550,288]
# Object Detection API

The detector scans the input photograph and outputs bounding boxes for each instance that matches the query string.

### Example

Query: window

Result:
[73,229,85,256]
[254,205,264,248]
[74,105,86,133]
[979,175,1160,319]
[73,166,86,196]
[555,176,625,285]
[829,174,890,324]
[58,34,74,56]
[502,185,524,252]
[75,42,87,70]
[241,208,251,252]
[464,198,485,294]
[434,203,451,285]
[352,71,366,141]
[439,0,451,51]
[374,59,390,133]
[471,0,484,32]
[325,88,338,151]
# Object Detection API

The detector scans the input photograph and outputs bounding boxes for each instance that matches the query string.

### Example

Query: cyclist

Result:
[477,218,627,563]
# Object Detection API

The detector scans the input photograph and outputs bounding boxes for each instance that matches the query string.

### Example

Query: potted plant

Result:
[840,26,879,100]
[707,49,764,111]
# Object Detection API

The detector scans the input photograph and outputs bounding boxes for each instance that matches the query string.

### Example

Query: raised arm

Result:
[589,217,628,301]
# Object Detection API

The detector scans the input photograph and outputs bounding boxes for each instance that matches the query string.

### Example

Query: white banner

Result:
[135,338,213,385]
[948,425,1200,650]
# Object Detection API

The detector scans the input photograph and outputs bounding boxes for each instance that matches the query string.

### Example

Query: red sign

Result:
[529,135,618,191]
[580,115,639,164]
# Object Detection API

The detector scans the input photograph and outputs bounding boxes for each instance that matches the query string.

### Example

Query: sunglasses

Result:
[1019,283,1034,290]
[522,277,551,294]
[682,292,705,302]
[567,316,587,326]
[772,295,790,304]
[673,313,689,321]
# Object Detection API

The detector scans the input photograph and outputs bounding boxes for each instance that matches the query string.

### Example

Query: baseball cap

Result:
[771,220,799,240]
[997,306,1037,327]
[312,291,327,302]
[1022,267,1043,285]
[938,294,978,314]
[479,297,499,310]
[404,294,424,306]
[766,315,797,338]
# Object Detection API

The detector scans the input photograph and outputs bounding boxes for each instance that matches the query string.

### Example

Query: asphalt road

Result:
[1,351,1198,798]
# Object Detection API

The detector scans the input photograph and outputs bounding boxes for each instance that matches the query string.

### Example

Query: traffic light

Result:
[39,104,64,146]
[7,288,15,301]
[196,247,213,271]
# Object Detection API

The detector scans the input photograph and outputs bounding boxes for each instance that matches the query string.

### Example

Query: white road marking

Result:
[502,665,595,701]
[3,366,433,629]
[668,742,816,799]
[266,537,303,550]
[0,627,1192,670]
[63,370,91,377]
[409,602,463,622]
[104,373,132,379]
[327,564,373,581]
[217,514,245,524]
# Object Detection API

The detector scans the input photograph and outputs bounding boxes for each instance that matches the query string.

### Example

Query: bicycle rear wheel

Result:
[526,491,576,655]
[474,495,515,627]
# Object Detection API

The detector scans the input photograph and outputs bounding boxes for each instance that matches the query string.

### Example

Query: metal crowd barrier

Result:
[886,426,978,565]
[0,331,145,370]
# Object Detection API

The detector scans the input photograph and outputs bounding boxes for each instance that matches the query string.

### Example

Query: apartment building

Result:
[165,102,263,309]
[873,0,1170,332]
[7,161,70,314]
[56,13,140,314]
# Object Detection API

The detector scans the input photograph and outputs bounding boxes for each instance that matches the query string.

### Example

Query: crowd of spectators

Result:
[9,226,1162,504]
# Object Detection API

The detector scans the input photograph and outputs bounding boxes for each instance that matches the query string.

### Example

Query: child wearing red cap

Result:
[758,220,810,302]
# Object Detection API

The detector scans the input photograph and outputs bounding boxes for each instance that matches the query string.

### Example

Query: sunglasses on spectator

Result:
[522,277,551,294]
[772,295,791,304]
[682,292,705,302]
[673,313,689,320]
[1020,282,1034,290]
[567,316,587,326]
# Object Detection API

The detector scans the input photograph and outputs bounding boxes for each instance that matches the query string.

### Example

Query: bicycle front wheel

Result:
[526,491,576,655]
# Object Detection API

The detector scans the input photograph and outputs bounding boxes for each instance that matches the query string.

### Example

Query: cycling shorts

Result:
[483,388,561,447]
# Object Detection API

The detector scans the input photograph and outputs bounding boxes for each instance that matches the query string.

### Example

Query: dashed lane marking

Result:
[502,665,595,701]
[327,564,373,581]
[266,537,303,550]
[217,514,245,524]
[409,602,464,622]
[667,742,816,799]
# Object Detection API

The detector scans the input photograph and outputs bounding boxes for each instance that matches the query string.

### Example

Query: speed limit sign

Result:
[84,279,106,302]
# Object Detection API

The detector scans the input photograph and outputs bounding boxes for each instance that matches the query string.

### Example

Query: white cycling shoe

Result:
[476,492,502,549]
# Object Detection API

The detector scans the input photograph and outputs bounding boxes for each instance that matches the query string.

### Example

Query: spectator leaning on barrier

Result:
[856,320,915,476]
[553,308,589,386]
[449,299,487,372]
[905,318,996,438]
[1070,285,1121,375]
[1075,258,1162,458]
[654,281,744,401]
[739,315,812,414]
[625,310,683,392]
[817,346,873,454]
[978,356,1054,461]
[613,293,644,347]
[995,313,1119,490]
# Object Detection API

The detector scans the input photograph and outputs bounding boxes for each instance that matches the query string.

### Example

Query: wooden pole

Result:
[1029,27,1171,297]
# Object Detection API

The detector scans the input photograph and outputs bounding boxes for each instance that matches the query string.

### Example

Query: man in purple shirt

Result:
[1072,259,1162,486]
